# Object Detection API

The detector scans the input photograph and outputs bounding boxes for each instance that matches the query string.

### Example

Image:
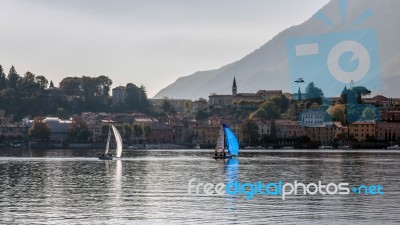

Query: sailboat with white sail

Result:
[99,125,123,160]
[213,123,239,159]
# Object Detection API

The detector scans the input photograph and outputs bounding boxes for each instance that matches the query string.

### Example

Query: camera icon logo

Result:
[286,29,381,97]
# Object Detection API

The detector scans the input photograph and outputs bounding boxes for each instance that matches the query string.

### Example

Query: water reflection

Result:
[225,158,239,182]
[115,160,122,197]
[0,150,399,224]
[224,158,239,221]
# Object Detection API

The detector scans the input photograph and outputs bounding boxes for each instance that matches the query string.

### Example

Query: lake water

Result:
[0,149,399,224]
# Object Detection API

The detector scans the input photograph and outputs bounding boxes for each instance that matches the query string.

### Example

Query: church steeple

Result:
[232,77,237,95]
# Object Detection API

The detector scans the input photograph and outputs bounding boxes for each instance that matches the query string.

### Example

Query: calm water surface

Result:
[0,149,399,224]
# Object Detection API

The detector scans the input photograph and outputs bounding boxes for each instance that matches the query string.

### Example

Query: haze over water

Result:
[1,149,399,224]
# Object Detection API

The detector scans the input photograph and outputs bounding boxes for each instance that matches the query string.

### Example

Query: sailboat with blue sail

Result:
[213,123,239,159]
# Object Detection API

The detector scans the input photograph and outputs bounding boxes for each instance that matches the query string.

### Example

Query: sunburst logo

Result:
[286,0,381,98]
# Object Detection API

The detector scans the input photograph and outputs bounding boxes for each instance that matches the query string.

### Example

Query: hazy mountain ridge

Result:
[154,0,400,99]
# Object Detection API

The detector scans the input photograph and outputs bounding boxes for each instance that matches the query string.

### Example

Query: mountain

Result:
[153,0,400,99]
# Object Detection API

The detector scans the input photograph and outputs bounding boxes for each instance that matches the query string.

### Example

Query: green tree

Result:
[124,83,149,112]
[0,88,16,99]
[133,124,143,143]
[59,77,82,96]
[7,66,21,90]
[196,109,210,120]
[29,117,51,140]
[55,108,68,119]
[305,82,324,100]
[250,101,280,120]
[35,75,48,90]
[123,123,132,141]
[142,124,152,142]
[328,104,346,124]
[162,98,176,115]
[362,107,376,121]
[241,119,259,146]
[20,71,39,98]
[271,95,289,113]
[352,86,371,104]
[184,100,193,115]
[97,75,112,101]
[70,116,90,142]
[0,65,6,90]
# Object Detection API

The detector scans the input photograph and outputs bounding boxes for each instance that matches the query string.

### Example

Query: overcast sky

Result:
[0,0,330,97]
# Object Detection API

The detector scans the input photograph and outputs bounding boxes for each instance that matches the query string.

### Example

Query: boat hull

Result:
[213,155,233,159]
[99,156,113,160]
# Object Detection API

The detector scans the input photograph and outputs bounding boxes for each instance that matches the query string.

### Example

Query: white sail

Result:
[112,125,123,158]
[216,125,224,153]
[104,125,111,154]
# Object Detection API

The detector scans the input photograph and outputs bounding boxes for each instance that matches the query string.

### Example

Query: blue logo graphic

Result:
[287,30,381,97]
[286,0,382,124]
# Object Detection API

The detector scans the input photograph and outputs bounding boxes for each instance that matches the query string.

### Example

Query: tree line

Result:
[0,64,152,120]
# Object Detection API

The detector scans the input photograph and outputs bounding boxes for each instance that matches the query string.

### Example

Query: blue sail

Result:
[223,124,239,156]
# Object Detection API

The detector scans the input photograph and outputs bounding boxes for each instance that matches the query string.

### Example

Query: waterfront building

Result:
[0,109,14,124]
[305,124,339,143]
[376,121,400,142]
[275,120,306,139]
[0,124,29,139]
[192,124,219,145]
[173,119,196,144]
[23,117,72,141]
[150,123,174,144]
[255,119,306,140]
[349,122,376,142]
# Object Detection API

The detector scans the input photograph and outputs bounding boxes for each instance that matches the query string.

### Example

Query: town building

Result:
[150,123,174,143]
[173,118,196,144]
[192,99,208,112]
[275,120,306,139]
[363,95,399,112]
[304,125,339,144]
[23,117,72,141]
[376,121,400,142]
[348,122,376,142]
[256,119,306,140]
[112,86,126,105]
[192,124,220,145]
[208,77,282,107]
[299,110,326,127]
[0,109,14,124]
[0,124,29,139]
[381,111,400,122]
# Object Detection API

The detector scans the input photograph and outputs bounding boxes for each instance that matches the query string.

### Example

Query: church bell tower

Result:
[232,77,237,96]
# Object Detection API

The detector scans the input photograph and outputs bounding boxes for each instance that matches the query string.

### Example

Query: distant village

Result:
[1,74,400,149]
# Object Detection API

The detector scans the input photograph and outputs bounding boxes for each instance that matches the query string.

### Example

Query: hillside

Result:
[154,0,400,99]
